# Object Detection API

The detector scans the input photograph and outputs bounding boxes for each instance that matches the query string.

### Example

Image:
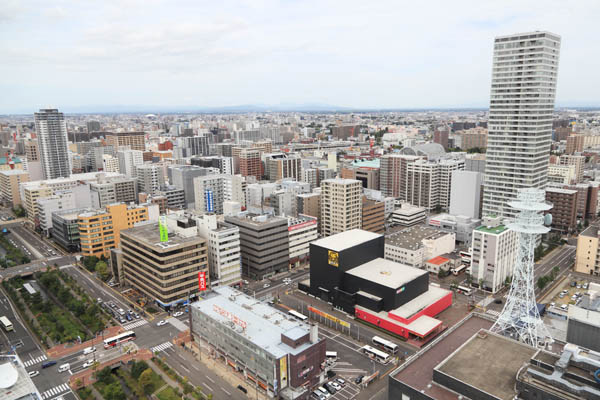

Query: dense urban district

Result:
[0,31,600,400]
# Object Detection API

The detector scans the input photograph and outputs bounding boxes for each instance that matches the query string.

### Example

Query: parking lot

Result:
[547,279,589,312]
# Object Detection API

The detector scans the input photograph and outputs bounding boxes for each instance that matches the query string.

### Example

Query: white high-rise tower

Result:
[482,32,561,219]
[34,108,71,179]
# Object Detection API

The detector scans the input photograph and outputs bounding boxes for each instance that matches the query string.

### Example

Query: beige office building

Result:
[320,178,362,236]
[0,170,29,207]
[575,225,600,275]
[120,223,208,308]
[105,132,146,151]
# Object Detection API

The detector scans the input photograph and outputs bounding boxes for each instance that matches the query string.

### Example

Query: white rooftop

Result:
[311,229,382,252]
[346,258,426,289]
[568,305,600,327]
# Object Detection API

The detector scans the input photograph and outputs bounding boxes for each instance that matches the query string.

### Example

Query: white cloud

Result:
[1,0,600,112]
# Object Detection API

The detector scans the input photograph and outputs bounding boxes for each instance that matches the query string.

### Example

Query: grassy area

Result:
[36,269,109,334]
[0,233,30,267]
[152,357,208,399]
[157,386,182,400]
[76,387,93,400]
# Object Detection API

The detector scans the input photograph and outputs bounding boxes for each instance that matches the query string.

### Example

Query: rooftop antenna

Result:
[491,188,553,348]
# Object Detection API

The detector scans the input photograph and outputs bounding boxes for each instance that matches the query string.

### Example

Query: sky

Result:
[1,0,600,113]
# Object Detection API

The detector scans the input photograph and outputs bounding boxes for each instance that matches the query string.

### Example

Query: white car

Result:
[82,360,94,368]
[330,381,342,391]
[28,370,39,378]
[173,311,184,317]
[157,320,167,327]
[83,346,96,355]
[263,283,271,289]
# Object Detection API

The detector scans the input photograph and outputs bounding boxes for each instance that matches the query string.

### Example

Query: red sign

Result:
[213,304,247,329]
[198,271,207,291]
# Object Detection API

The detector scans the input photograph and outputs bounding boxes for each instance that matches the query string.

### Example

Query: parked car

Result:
[330,381,342,391]
[173,311,184,317]
[96,298,102,303]
[324,383,336,394]
[237,385,247,394]
[157,320,167,327]
[28,371,40,377]
[317,387,330,398]
[336,378,346,386]
[583,283,589,290]
[355,375,364,384]
[263,283,271,288]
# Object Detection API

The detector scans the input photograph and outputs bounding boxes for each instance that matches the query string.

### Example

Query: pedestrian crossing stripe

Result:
[151,341,173,353]
[122,319,148,330]
[486,310,500,317]
[42,383,70,399]
[23,355,47,368]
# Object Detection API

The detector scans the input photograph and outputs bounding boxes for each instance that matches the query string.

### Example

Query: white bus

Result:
[325,351,338,360]
[451,265,467,276]
[372,336,398,354]
[457,285,473,296]
[0,316,13,332]
[103,330,135,349]
[288,310,308,321]
[362,345,390,363]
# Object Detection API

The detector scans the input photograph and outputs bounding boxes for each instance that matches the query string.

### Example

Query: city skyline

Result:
[2,1,600,113]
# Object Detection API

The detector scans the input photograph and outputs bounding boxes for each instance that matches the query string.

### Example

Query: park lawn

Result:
[157,386,182,400]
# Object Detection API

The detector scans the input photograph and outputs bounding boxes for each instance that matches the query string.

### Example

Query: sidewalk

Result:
[48,325,122,358]
[184,340,269,400]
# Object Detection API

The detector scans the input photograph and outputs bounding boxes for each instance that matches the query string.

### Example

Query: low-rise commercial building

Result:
[190,286,326,399]
[121,222,208,308]
[51,208,85,252]
[385,225,455,269]
[427,213,481,245]
[390,203,427,227]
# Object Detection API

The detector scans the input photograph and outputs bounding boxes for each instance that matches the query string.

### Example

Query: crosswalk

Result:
[486,309,500,317]
[41,383,70,399]
[23,354,47,368]
[151,341,173,353]
[122,319,148,330]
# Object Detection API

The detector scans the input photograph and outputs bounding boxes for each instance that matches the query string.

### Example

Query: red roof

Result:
[427,256,450,265]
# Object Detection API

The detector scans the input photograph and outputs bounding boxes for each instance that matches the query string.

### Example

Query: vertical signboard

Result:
[279,356,288,389]
[205,189,214,213]
[159,215,168,242]
[198,271,207,291]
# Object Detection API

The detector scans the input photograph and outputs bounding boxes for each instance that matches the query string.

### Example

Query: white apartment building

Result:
[224,174,247,208]
[37,185,92,235]
[406,158,464,211]
[390,203,427,227]
[34,108,70,180]
[117,149,144,177]
[385,225,455,269]
[194,174,226,214]
[483,31,561,219]
[470,216,518,293]
[320,178,362,236]
[301,168,318,190]
[288,215,318,268]
[135,164,163,196]
[102,154,120,173]
[196,214,241,287]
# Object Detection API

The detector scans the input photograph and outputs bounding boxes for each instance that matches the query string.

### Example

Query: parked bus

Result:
[362,345,390,363]
[459,250,472,264]
[325,351,338,361]
[103,330,135,349]
[451,265,467,276]
[0,316,13,332]
[288,310,308,321]
[372,336,398,354]
[457,285,473,296]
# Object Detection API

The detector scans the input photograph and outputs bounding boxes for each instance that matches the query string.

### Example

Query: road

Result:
[10,224,60,258]
[534,245,576,296]
[0,255,75,280]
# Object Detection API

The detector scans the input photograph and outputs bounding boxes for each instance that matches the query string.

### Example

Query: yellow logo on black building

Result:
[328,250,339,267]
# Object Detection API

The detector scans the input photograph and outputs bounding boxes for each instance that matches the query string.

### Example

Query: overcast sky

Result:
[2,0,600,113]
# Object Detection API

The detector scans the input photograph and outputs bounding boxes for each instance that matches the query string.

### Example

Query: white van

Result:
[58,363,70,373]
[83,346,96,355]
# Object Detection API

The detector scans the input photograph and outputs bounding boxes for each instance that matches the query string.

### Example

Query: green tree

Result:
[95,261,109,281]
[95,367,113,385]
[131,360,149,379]
[83,256,99,272]
[138,368,156,395]
[104,382,126,400]
[537,276,549,291]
